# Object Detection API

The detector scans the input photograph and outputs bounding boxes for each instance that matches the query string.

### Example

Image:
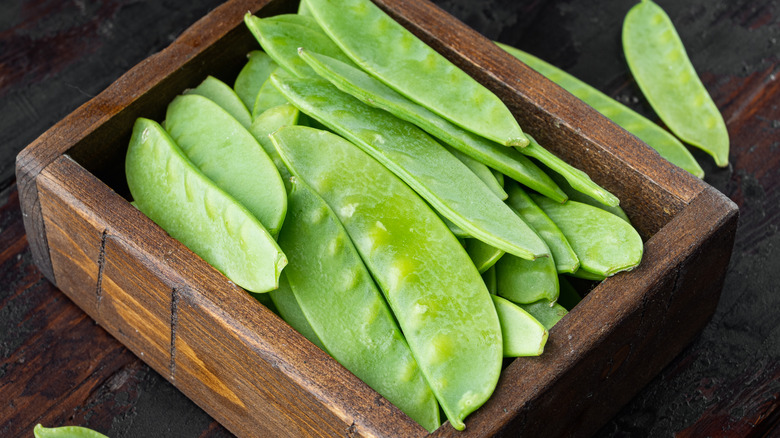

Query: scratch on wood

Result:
[96,228,108,313]
[344,421,357,438]
[170,287,179,380]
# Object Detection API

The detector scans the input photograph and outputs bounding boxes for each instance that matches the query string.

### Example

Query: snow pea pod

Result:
[497,43,704,178]
[297,48,566,202]
[34,424,108,438]
[248,103,300,190]
[304,0,527,147]
[271,74,549,260]
[532,194,643,277]
[187,76,252,128]
[267,272,326,351]
[557,276,582,310]
[541,163,631,223]
[505,181,579,274]
[125,118,285,293]
[165,94,287,237]
[491,294,548,357]
[521,134,619,207]
[244,13,357,79]
[567,268,608,282]
[623,0,729,167]
[278,177,440,432]
[271,125,502,431]
[234,50,278,111]
[483,265,497,294]
[465,239,505,274]
[495,250,559,304]
[517,300,568,331]
[253,69,292,118]
[446,145,507,200]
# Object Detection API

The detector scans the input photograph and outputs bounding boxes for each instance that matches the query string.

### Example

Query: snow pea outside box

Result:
[15,0,738,436]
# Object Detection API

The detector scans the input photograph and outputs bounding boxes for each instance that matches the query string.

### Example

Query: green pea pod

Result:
[521,134,620,207]
[234,50,278,111]
[271,125,503,431]
[495,251,559,304]
[491,168,505,188]
[271,74,550,260]
[34,424,108,438]
[278,177,441,432]
[126,118,285,293]
[483,265,497,295]
[497,43,704,178]
[623,0,729,167]
[540,163,631,223]
[566,268,608,282]
[505,181,579,274]
[267,272,326,351]
[253,70,291,118]
[491,295,548,357]
[165,94,288,237]
[465,239,505,274]
[446,145,507,200]
[517,300,568,331]
[532,194,643,277]
[187,75,252,129]
[244,13,357,79]
[248,103,301,190]
[557,276,582,310]
[297,48,566,202]
[304,0,527,147]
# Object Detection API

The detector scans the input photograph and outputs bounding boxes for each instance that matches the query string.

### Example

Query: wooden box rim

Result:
[16,0,739,436]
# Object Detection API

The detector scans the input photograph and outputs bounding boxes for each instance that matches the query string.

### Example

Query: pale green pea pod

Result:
[126,119,285,293]
[521,134,620,207]
[297,0,312,16]
[304,0,528,147]
[187,75,252,128]
[483,265,497,295]
[623,0,729,167]
[248,103,301,190]
[267,272,326,351]
[253,70,291,118]
[277,177,440,432]
[271,74,549,260]
[496,43,704,178]
[517,300,568,331]
[495,250,559,304]
[446,144,507,200]
[164,94,287,237]
[505,181,579,274]
[244,13,358,79]
[540,163,631,223]
[297,48,566,203]
[566,268,608,282]
[532,194,643,277]
[491,294,548,357]
[233,50,278,111]
[443,215,470,238]
[271,125,503,431]
[34,424,108,438]
[465,239,505,274]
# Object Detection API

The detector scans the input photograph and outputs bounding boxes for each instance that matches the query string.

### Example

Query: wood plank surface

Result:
[1,0,779,437]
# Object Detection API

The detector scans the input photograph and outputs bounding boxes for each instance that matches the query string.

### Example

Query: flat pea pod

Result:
[164,94,287,237]
[505,181,579,274]
[521,134,619,207]
[187,75,252,128]
[297,48,566,202]
[517,300,568,331]
[497,43,704,178]
[465,239,505,274]
[491,294,548,357]
[125,118,285,293]
[623,0,729,167]
[244,13,357,79]
[446,144,507,200]
[278,177,440,432]
[532,194,643,277]
[483,265,497,294]
[272,74,550,260]
[248,103,300,190]
[233,50,278,111]
[495,250,559,304]
[34,424,108,438]
[567,268,608,282]
[253,69,292,118]
[271,125,502,431]
[267,272,326,351]
[304,0,528,147]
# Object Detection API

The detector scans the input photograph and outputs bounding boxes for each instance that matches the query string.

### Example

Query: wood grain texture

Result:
[10,0,744,436]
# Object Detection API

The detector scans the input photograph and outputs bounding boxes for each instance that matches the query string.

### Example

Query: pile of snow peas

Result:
[124,0,647,431]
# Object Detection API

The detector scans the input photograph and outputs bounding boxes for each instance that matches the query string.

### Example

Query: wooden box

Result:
[16,0,738,436]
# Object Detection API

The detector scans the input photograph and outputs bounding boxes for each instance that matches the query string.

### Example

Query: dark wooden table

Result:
[1,0,778,436]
